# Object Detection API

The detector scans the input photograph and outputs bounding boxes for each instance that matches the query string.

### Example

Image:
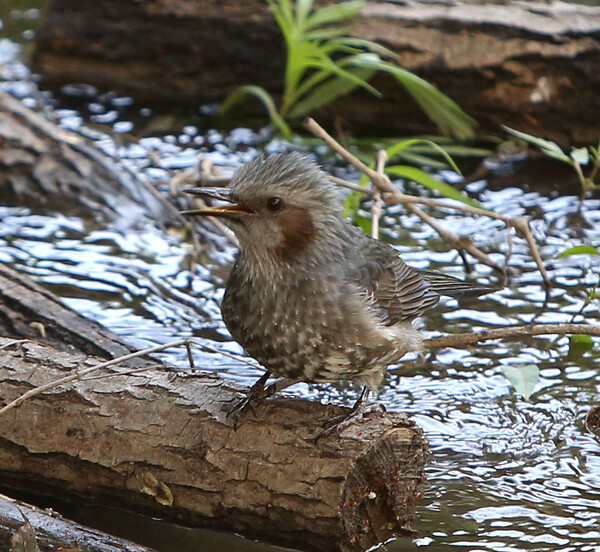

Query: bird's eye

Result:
[266,196,284,212]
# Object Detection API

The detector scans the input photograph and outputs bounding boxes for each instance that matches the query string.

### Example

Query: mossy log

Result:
[33,0,600,143]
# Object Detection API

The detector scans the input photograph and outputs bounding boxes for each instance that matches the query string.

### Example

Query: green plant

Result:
[344,137,479,220]
[503,127,600,199]
[221,0,477,140]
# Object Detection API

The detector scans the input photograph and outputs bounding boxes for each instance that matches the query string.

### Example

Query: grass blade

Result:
[503,126,572,164]
[305,0,365,29]
[386,165,479,207]
[220,85,292,137]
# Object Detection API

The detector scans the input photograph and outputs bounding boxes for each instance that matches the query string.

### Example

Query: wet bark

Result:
[0,493,155,552]
[0,337,428,552]
[33,0,600,143]
[0,263,137,359]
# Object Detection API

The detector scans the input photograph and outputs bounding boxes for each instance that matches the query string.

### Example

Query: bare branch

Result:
[371,150,387,239]
[423,323,600,350]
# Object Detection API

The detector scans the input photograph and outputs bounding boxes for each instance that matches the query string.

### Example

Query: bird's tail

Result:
[417,269,500,299]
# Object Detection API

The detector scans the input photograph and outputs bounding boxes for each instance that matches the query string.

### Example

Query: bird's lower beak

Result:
[181,187,254,219]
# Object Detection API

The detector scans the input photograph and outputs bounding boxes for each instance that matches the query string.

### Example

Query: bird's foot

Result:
[227,374,300,430]
[227,372,271,429]
[313,388,385,442]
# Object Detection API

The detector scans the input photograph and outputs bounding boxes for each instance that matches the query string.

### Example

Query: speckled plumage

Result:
[190,153,494,391]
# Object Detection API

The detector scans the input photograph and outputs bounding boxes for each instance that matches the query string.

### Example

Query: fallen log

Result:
[32,0,600,143]
[0,337,428,552]
[0,492,156,552]
[0,263,136,359]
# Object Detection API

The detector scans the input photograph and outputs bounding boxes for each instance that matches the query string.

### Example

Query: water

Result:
[2,6,600,552]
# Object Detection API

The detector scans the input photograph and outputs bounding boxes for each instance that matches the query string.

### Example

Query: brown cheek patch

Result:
[276,206,315,259]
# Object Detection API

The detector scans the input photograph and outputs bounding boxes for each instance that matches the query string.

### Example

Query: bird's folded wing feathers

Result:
[414,269,500,299]
[370,257,441,325]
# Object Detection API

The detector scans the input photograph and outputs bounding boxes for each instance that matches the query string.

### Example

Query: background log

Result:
[32,0,600,143]
[0,493,156,552]
[0,337,428,552]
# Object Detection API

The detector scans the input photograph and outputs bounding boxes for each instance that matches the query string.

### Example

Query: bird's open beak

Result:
[181,187,255,219]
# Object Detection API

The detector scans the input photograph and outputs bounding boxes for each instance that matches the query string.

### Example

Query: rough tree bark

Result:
[0,493,155,552]
[33,0,600,143]
[0,337,428,552]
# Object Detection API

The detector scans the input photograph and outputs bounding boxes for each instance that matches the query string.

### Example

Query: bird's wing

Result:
[414,269,500,298]
[369,255,441,325]
[347,237,440,325]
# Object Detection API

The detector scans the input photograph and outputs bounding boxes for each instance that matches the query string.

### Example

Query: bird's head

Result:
[184,153,342,263]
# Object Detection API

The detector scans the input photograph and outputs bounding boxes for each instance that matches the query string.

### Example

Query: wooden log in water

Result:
[32,0,600,143]
[0,91,181,225]
[0,88,429,552]
[0,336,428,552]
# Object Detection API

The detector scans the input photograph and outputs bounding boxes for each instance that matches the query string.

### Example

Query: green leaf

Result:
[287,67,375,119]
[386,165,480,207]
[393,151,450,170]
[385,138,461,174]
[306,55,381,97]
[569,334,595,358]
[304,26,353,41]
[295,0,314,29]
[219,85,292,137]
[343,190,363,218]
[305,0,365,29]
[328,36,400,61]
[558,245,599,257]
[348,55,477,140]
[502,364,540,400]
[502,126,572,164]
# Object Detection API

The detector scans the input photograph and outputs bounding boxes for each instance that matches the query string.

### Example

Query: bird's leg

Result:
[227,373,300,429]
[227,371,271,426]
[351,386,372,412]
[263,377,301,398]
[314,386,385,441]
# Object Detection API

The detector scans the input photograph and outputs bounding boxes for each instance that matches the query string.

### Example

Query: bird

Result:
[184,152,496,420]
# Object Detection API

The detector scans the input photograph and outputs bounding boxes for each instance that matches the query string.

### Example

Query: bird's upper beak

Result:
[181,187,255,219]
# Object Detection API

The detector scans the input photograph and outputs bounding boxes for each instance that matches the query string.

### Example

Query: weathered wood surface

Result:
[33,0,600,143]
[0,263,138,359]
[0,493,156,552]
[0,337,428,552]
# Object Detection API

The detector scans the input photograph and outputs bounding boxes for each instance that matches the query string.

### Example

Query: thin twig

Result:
[371,150,387,239]
[0,339,32,350]
[0,338,191,416]
[328,176,373,196]
[423,323,600,350]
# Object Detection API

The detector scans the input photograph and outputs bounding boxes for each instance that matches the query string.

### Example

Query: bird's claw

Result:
[312,402,385,443]
[226,376,270,430]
